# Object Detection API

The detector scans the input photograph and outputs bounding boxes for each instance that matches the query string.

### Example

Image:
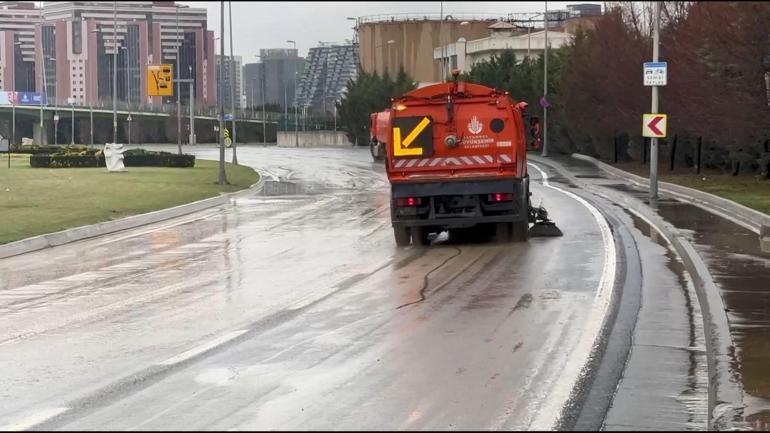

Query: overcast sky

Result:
[181,1,590,64]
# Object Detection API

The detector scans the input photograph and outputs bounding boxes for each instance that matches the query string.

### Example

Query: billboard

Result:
[0,91,47,105]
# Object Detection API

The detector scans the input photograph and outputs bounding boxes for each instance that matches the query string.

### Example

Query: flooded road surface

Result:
[656,199,770,429]
[1,147,619,430]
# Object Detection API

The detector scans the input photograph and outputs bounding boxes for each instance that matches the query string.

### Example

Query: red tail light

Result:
[488,193,514,202]
[396,197,422,206]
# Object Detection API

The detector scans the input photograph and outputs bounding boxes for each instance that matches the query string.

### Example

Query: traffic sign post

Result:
[648,1,662,206]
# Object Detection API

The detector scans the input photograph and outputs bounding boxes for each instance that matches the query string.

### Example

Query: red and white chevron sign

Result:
[392,154,513,169]
[642,113,667,138]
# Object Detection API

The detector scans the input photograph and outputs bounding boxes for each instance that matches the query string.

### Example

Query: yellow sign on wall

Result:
[146,64,173,96]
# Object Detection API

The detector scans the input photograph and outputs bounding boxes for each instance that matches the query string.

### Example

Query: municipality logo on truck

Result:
[468,116,483,134]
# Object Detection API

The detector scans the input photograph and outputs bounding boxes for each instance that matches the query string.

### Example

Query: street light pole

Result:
[37,13,46,145]
[287,39,298,147]
[175,4,181,154]
[542,1,549,157]
[649,1,661,205]
[70,99,75,145]
[122,46,130,146]
[90,105,94,145]
[228,0,237,165]
[10,100,14,167]
[112,0,117,144]
[217,1,227,185]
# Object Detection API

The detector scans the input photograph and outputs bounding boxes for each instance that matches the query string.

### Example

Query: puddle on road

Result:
[655,200,770,419]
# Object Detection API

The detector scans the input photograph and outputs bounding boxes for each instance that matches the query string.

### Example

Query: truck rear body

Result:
[381,80,531,245]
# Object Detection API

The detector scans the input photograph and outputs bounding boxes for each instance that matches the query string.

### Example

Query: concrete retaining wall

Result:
[277,131,352,148]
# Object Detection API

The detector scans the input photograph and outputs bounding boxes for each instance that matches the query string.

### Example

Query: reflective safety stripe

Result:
[392,155,510,168]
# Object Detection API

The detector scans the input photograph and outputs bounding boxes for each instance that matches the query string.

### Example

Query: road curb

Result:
[529,154,747,430]
[0,174,264,260]
[571,153,770,235]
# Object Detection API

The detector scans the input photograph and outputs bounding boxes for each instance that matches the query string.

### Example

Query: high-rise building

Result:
[295,43,357,115]
[0,1,40,93]
[215,54,242,109]
[243,48,305,112]
[0,1,217,107]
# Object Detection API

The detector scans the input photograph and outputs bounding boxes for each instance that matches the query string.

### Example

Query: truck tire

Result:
[512,221,529,242]
[394,225,411,246]
[412,226,430,246]
[496,223,512,243]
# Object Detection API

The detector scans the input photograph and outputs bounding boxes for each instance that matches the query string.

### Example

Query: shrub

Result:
[29,148,195,168]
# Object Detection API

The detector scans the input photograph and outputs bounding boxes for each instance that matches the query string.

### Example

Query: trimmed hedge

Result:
[29,149,195,168]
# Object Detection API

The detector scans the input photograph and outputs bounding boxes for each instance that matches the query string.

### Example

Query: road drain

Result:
[261,180,305,196]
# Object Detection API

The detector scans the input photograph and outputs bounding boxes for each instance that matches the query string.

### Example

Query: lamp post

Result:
[217,4,227,186]
[251,77,256,118]
[175,4,181,154]
[70,98,75,145]
[228,0,237,164]
[255,54,266,145]
[37,12,47,145]
[48,56,58,146]
[287,39,298,147]
[90,104,94,146]
[121,46,131,146]
[542,1,549,157]
[112,0,117,144]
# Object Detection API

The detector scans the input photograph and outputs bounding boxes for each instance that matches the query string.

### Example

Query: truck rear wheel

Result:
[412,226,430,246]
[394,226,411,246]
[512,221,529,242]
[496,223,512,243]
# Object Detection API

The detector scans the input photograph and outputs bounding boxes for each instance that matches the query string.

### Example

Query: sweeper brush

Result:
[528,205,563,237]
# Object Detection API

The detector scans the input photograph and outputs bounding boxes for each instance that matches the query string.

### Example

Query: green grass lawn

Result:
[613,161,770,215]
[0,154,259,244]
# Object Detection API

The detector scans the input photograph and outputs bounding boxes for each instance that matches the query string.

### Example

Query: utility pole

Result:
[175,4,181,154]
[37,12,46,146]
[10,100,14,168]
[439,1,444,82]
[287,40,298,147]
[649,1,661,205]
[112,0,117,144]
[122,46,131,146]
[542,1,549,157]
[262,64,266,145]
[90,105,94,145]
[228,1,238,165]
[217,1,228,185]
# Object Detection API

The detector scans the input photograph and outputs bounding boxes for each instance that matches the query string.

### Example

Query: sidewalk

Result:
[537,154,770,430]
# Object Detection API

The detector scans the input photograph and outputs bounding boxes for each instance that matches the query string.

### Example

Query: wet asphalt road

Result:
[1,146,617,430]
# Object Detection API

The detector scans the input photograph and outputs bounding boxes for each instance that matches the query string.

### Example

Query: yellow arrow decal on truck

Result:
[393,116,431,156]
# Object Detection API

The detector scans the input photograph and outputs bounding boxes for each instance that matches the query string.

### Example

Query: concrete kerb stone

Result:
[571,153,770,235]
[528,154,748,430]
[0,174,265,260]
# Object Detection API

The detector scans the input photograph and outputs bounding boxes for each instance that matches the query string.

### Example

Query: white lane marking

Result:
[157,329,249,367]
[527,162,617,430]
[0,407,69,431]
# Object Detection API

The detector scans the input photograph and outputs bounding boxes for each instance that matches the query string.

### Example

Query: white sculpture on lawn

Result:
[103,143,126,172]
